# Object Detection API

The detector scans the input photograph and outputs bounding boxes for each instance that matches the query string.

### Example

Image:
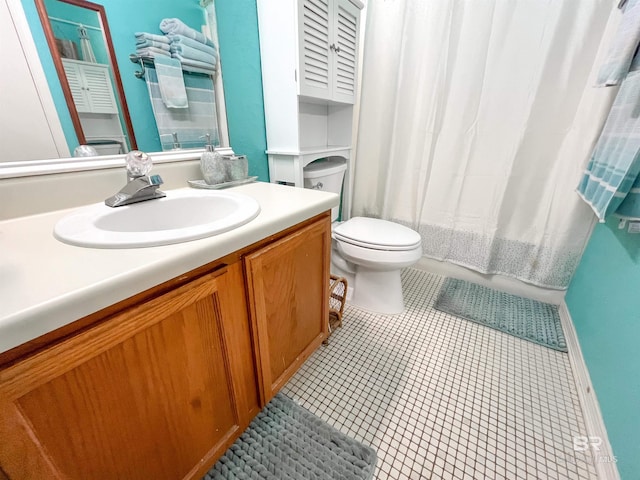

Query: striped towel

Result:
[595,0,640,86]
[144,68,219,150]
[577,54,640,221]
[159,18,215,49]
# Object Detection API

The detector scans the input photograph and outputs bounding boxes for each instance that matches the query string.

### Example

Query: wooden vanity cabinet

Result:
[0,213,331,480]
[245,216,331,403]
[0,262,258,480]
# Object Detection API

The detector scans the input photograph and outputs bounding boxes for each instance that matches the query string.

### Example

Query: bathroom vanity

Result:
[0,182,336,479]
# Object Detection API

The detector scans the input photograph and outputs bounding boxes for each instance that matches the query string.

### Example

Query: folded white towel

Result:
[134,32,170,45]
[596,0,640,86]
[159,18,215,49]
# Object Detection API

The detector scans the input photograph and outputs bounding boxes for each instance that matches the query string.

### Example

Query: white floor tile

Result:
[282,268,598,479]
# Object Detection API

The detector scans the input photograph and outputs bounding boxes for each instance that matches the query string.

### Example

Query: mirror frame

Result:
[34,0,137,150]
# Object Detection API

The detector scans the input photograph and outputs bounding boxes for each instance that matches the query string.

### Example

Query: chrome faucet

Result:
[105,151,166,207]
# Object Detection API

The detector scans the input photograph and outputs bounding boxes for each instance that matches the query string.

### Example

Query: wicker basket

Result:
[324,274,348,344]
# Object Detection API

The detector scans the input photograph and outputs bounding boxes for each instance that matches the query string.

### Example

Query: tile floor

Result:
[282,268,598,480]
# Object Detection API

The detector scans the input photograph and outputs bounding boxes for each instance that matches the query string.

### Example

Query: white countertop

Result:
[0,182,338,354]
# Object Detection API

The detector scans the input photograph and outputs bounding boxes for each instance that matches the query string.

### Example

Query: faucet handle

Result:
[125,150,152,178]
[149,174,163,186]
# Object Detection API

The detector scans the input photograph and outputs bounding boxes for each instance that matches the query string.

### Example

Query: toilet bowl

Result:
[331,217,422,315]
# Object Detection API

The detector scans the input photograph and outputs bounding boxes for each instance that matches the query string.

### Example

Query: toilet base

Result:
[350,268,405,315]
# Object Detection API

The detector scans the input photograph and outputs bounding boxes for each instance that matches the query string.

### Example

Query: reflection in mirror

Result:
[34,0,137,155]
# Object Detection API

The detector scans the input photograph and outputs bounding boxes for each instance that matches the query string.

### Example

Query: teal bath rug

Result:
[434,278,567,352]
[204,393,377,480]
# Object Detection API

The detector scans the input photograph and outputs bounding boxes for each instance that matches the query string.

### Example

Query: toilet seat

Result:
[333,217,421,251]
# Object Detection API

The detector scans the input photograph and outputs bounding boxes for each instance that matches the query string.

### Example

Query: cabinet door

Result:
[298,0,333,100]
[245,216,331,403]
[332,0,360,103]
[0,265,252,480]
[62,60,90,113]
[82,63,118,114]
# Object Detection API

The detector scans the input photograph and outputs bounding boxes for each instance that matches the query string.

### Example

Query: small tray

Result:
[188,176,258,190]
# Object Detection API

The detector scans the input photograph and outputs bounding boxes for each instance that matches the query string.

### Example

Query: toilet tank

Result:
[303,158,347,221]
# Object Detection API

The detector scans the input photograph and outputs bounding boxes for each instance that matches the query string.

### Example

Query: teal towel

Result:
[136,39,170,51]
[170,54,216,75]
[616,178,640,219]
[167,34,217,58]
[169,43,217,66]
[136,46,170,58]
[159,18,215,49]
[153,55,188,109]
[577,53,640,221]
[144,68,219,150]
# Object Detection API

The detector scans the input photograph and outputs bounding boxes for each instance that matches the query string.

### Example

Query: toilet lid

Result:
[333,217,422,251]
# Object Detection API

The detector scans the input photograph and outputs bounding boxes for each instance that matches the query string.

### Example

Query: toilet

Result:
[331,217,422,314]
[303,158,422,315]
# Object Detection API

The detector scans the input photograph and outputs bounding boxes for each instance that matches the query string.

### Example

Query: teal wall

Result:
[21,0,269,180]
[565,218,640,479]
[214,0,268,181]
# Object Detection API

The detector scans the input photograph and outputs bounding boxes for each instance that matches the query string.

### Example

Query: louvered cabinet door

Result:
[298,0,333,100]
[62,60,90,113]
[332,0,359,103]
[82,63,118,114]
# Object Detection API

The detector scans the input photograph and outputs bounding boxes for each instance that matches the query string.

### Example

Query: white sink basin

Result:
[54,189,261,248]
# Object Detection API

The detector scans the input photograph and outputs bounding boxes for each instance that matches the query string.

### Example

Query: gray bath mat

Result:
[205,393,377,480]
[434,278,567,352]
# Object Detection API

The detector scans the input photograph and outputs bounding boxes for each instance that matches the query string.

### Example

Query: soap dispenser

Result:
[200,134,226,185]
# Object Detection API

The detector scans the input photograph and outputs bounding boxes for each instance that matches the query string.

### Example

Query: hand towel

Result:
[595,0,640,86]
[153,55,188,109]
[169,43,217,66]
[134,32,170,45]
[159,18,215,49]
[136,46,171,58]
[167,34,218,58]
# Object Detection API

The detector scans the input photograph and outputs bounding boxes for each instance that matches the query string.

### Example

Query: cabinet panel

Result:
[62,59,118,115]
[245,215,331,403]
[0,268,245,480]
[299,0,332,100]
[333,0,359,103]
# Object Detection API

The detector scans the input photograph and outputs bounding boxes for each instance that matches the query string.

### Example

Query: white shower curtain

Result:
[353,0,621,288]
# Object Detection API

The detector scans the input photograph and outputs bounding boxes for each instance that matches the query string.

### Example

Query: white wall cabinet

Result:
[257,0,363,220]
[298,0,360,104]
[62,59,118,115]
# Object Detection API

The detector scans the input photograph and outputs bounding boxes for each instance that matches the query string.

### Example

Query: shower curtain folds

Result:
[352,0,619,288]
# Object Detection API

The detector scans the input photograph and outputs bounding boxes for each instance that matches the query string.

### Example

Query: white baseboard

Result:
[416,257,566,304]
[559,302,620,480]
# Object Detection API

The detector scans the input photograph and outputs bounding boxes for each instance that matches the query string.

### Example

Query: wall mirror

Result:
[0,0,227,176]
[35,0,137,155]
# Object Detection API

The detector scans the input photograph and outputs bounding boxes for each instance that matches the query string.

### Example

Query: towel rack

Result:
[129,54,214,79]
